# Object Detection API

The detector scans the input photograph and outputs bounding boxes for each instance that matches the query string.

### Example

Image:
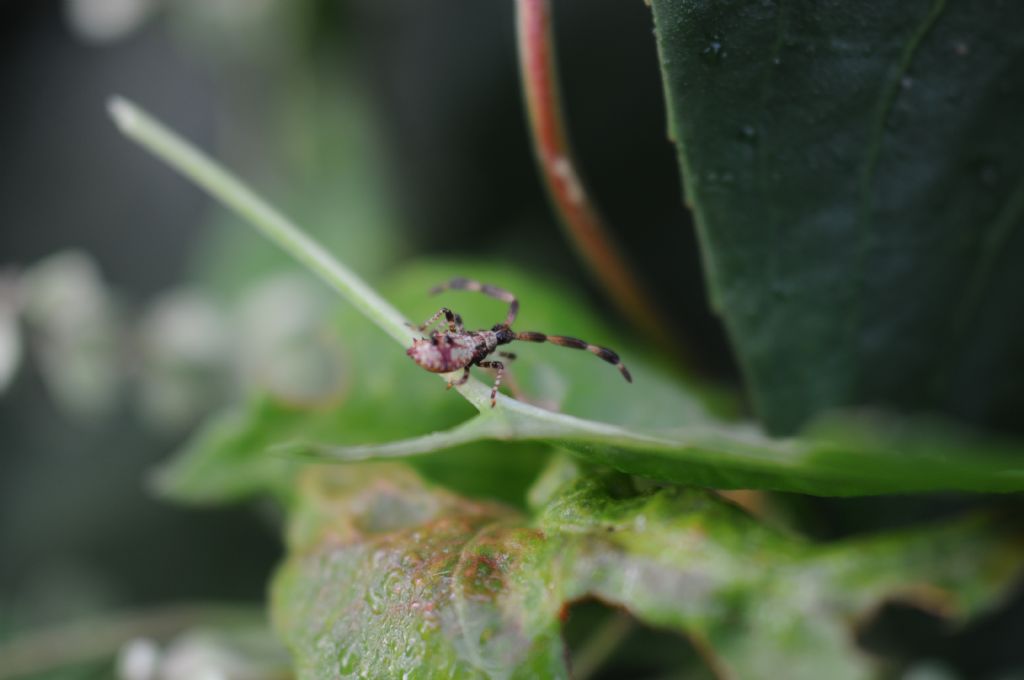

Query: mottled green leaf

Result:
[272,464,1023,679]
[650,0,1024,433]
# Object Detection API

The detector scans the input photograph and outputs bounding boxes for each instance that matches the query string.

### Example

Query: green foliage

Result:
[650,0,1024,434]
[112,88,1024,679]
[294,383,1024,496]
[272,462,1023,679]
[118,95,1024,501]
[155,260,710,507]
[160,263,1024,500]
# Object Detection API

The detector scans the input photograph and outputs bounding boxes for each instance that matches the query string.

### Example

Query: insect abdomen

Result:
[406,338,476,373]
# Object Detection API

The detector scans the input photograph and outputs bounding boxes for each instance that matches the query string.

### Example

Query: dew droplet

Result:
[339,647,358,674]
[365,582,387,616]
[701,35,726,64]
[479,627,495,645]
[703,169,735,186]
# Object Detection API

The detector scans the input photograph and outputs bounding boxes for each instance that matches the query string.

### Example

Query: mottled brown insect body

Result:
[406,330,498,373]
[407,278,631,407]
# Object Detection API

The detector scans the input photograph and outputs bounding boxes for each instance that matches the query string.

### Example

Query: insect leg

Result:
[477,360,505,408]
[497,351,517,360]
[495,363,532,403]
[514,332,632,382]
[446,367,471,390]
[415,307,464,333]
[429,277,519,327]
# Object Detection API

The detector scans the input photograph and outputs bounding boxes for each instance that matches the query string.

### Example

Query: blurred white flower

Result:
[117,637,160,680]
[0,275,22,394]
[64,0,157,44]
[234,274,347,407]
[116,629,290,680]
[137,289,230,430]
[19,251,122,420]
[901,660,960,680]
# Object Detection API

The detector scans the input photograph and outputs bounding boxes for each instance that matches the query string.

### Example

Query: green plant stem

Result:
[515,0,681,360]
[0,602,264,680]
[571,610,635,680]
[108,96,412,348]
[109,96,508,412]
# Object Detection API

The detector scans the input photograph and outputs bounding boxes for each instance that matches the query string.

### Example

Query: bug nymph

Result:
[406,277,631,407]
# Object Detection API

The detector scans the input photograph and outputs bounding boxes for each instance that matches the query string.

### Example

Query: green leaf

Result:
[192,73,401,300]
[294,402,1024,496]
[154,261,714,506]
[271,464,1024,679]
[650,1,1024,434]
[114,99,1024,498]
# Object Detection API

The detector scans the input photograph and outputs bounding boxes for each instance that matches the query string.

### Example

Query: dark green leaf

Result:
[271,464,1024,679]
[650,0,1024,433]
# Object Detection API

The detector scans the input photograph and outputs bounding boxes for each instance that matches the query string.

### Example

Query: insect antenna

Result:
[429,277,519,327]
[514,332,632,382]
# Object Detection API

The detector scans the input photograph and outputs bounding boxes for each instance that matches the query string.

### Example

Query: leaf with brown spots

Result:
[271,463,1024,679]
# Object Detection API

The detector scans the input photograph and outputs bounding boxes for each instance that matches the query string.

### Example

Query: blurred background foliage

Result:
[2,0,717,638]
[1,0,1022,678]
[1,0,719,673]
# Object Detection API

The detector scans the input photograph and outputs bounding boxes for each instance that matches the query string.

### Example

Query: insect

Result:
[407,277,632,407]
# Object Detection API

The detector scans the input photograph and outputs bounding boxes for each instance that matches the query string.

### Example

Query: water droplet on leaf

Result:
[701,36,726,64]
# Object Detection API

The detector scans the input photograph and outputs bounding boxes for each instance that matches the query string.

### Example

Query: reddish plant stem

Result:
[515,0,678,356]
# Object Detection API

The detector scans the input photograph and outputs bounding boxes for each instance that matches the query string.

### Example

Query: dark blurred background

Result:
[0,0,729,645]
[1,0,264,637]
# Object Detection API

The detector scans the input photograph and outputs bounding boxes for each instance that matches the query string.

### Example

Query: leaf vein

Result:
[451,520,513,673]
[758,0,787,297]
[952,174,1024,335]
[852,0,948,382]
